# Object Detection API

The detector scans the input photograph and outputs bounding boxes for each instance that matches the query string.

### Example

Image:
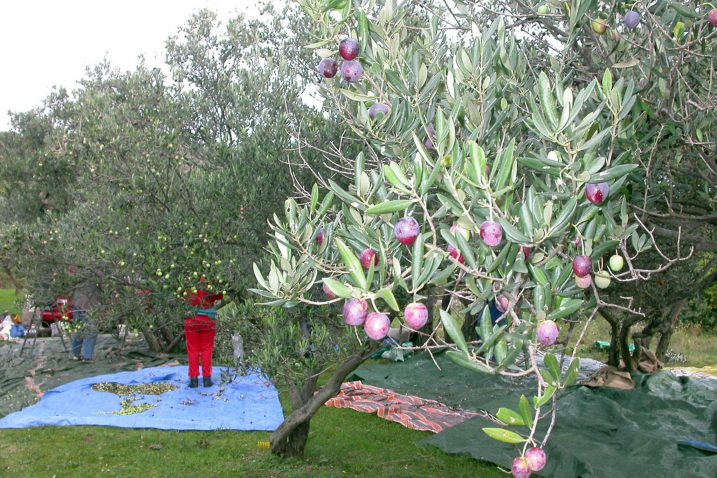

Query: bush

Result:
[681,286,717,334]
[215,301,285,370]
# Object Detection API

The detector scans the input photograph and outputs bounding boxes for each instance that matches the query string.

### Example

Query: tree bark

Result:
[159,323,174,344]
[164,331,184,352]
[3,266,21,294]
[618,315,644,375]
[270,344,377,458]
[634,308,666,353]
[601,310,621,367]
[655,298,688,360]
[462,309,478,342]
[142,327,163,353]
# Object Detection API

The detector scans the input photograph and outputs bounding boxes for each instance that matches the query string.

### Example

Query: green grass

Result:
[0,406,501,478]
[575,316,717,368]
[0,283,503,478]
[663,325,717,368]
[1,287,715,477]
[0,288,21,316]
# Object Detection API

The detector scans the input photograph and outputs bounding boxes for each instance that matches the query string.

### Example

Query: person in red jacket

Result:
[184,280,223,388]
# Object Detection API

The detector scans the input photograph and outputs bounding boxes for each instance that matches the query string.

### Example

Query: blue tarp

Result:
[0,366,284,431]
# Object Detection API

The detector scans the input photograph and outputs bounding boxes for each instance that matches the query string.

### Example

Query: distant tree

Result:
[0,3,352,352]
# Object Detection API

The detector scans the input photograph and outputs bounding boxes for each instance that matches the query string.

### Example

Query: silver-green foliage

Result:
[253,0,681,451]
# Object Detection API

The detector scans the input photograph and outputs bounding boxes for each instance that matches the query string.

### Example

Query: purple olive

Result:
[322,281,336,299]
[624,11,641,29]
[572,255,592,277]
[394,217,420,246]
[511,456,532,478]
[585,182,609,205]
[341,60,363,83]
[343,299,368,326]
[364,312,390,340]
[536,320,559,346]
[339,38,359,61]
[480,221,503,247]
[318,58,338,78]
[447,245,465,264]
[423,124,436,150]
[404,303,428,330]
[368,103,390,120]
[359,248,379,269]
[316,228,325,245]
[525,447,547,472]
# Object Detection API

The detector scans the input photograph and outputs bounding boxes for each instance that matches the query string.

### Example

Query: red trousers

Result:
[184,316,216,378]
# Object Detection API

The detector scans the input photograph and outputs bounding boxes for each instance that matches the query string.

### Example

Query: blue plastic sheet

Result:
[0,366,284,431]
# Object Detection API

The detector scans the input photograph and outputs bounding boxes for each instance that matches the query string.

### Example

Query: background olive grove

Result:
[0,3,356,351]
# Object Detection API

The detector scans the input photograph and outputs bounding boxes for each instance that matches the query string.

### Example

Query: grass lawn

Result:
[0,288,21,316]
[575,315,717,368]
[1,284,715,477]
[0,406,502,478]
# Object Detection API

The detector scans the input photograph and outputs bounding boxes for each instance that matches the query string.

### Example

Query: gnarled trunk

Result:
[2,266,21,294]
[655,298,688,360]
[633,298,688,363]
[272,420,311,458]
[618,315,644,375]
[270,345,376,458]
[142,327,163,353]
[601,310,621,367]
[142,326,183,353]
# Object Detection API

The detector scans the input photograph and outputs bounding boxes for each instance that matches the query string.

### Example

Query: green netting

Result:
[351,351,536,411]
[0,334,178,419]
[352,354,717,478]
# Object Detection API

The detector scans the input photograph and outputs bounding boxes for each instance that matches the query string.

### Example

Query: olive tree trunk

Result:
[618,315,644,375]
[142,328,163,353]
[270,345,376,458]
[2,266,22,294]
[601,310,621,367]
[655,298,688,360]
[141,327,183,353]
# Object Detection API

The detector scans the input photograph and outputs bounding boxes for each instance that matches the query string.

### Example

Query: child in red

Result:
[185,284,223,388]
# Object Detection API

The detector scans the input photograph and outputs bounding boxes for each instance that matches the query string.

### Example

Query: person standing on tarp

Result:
[70,273,102,362]
[184,279,223,388]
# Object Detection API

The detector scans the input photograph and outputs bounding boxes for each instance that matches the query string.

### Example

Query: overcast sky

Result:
[0,0,259,131]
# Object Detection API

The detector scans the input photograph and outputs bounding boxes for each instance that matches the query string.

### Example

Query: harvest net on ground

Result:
[346,353,717,478]
[0,335,283,431]
[0,334,171,419]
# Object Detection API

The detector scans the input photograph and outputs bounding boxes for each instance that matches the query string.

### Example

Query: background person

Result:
[70,276,102,362]
[184,279,223,388]
[0,311,13,340]
[10,315,25,338]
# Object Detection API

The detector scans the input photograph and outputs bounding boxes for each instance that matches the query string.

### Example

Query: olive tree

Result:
[0,3,348,351]
[252,0,686,469]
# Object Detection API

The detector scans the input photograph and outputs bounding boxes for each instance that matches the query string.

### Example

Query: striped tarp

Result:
[325,381,480,433]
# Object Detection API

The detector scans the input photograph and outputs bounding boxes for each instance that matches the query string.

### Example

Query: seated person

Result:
[11,315,26,338]
[0,311,14,340]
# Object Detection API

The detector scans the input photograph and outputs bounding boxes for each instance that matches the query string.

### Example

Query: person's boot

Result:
[189,377,199,388]
[203,377,213,388]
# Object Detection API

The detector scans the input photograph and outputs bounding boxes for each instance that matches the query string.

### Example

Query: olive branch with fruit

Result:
[253,0,698,472]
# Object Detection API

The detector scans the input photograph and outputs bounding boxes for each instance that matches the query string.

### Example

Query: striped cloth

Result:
[325,381,480,433]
